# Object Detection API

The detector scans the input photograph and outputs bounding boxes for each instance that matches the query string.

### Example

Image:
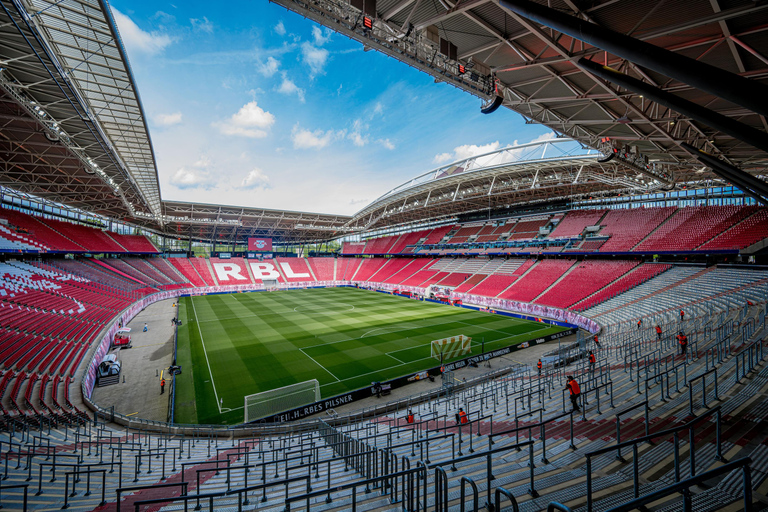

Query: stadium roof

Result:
[0,0,161,221]
[161,201,353,246]
[346,138,661,230]
[1,0,768,244]
[271,0,768,189]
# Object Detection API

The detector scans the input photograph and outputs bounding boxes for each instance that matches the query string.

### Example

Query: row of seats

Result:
[2,287,765,511]
[0,261,136,381]
[0,207,159,254]
[343,205,768,255]
[585,266,768,329]
[152,255,676,317]
[535,260,639,308]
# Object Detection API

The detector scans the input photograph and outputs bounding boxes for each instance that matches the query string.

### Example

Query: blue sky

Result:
[110,0,553,215]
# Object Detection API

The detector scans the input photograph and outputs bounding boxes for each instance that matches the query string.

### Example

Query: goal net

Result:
[244,379,320,422]
[263,279,279,291]
[431,335,472,361]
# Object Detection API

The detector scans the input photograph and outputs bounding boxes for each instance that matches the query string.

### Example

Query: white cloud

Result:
[241,168,270,189]
[190,16,213,33]
[111,8,173,55]
[433,142,501,164]
[372,102,384,117]
[276,73,305,102]
[378,138,395,150]
[291,124,342,150]
[347,119,368,147]
[274,21,286,36]
[431,134,559,167]
[154,112,182,126]
[153,11,176,23]
[301,42,329,78]
[171,168,213,189]
[348,131,368,147]
[258,56,280,77]
[214,101,275,138]
[312,26,332,45]
[453,142,501,160]
[529,131,559,143]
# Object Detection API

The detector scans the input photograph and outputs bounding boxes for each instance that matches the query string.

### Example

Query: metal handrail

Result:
[585,406,724,512]
[495,487,520,512]
[604,457,753,512]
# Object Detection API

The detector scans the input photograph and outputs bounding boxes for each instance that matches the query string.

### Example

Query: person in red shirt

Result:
[676,331,688,356]
[680,309,685,321]
[456,408,468,425]
[537,359,543,375]
[566,376,581,412]
[593,334,600,349]
[406,410,414,424]
[588,351,596,373]
[655,325,662,340]
[637,319,642,330]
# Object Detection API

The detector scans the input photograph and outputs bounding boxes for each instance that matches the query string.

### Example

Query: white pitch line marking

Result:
[190,296,223,414]
[317,328,552,389]
[299,348,341,382]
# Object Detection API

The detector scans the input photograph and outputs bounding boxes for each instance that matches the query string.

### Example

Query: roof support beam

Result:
[498,0,768,117]
[381,0,416,20]
[578,58,768,155]
[415,0,492,30]
[683,143,768,205]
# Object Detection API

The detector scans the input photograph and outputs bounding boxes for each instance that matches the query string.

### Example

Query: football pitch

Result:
[173,287,568,425]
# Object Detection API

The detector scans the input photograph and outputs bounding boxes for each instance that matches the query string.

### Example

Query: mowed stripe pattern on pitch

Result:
[174,287,566,425]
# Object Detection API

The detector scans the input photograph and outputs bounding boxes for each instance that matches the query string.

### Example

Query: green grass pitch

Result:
[173,287,568,425]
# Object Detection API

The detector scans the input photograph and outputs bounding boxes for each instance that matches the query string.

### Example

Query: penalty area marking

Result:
[299,348,341,382]
[359,324,423,339]
[293,303,355,314]
[319,329,551,389]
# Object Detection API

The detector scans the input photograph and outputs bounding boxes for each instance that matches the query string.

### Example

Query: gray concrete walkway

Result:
[90,298,178,421]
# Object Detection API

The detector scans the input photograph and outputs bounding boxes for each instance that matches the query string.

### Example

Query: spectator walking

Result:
[593,334,601,349]
[406,410,414,424]
[655,325,662,340]
[566,377,581,412]
[637,319,641,330]
[680,309,685,321]
[537,359,542,376]
[160,378,165,395]
[456,408,468,425]
[143,323,148,332]
[676,331,688,356]
[588,351,596,373]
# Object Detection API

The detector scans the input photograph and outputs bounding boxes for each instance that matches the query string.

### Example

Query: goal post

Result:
[431,335,472,362]
[262,279,278,291]
[244,379,320,422]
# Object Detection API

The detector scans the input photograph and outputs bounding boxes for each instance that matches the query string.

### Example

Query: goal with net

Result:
[262,279,279,291]
[244,379,320,422]
[431,335,472,362]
